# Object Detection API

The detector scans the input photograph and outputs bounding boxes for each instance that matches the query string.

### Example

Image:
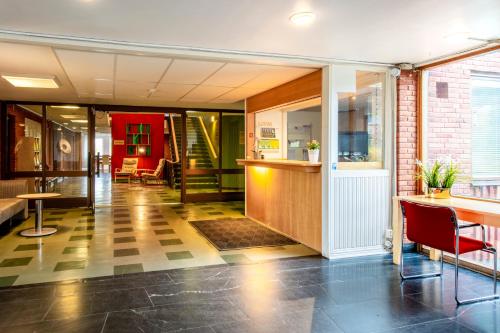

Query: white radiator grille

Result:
[331,170,390,254]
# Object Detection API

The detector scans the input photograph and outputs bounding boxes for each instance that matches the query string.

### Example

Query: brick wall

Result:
[396,70,418,196]
[426,50,500,199]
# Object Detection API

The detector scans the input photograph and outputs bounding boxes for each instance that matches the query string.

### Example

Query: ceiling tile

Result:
[151,83,196,101]
[203,63,268,87]
[161,59,224,85]
[215,87,258,101]
[116,55,171,83]
[242,67,316,91]
[115,80,155,98]
[55,49,114,80]
[181,85,233,102]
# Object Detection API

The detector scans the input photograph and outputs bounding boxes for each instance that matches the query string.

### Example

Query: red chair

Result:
[399,200,498,305]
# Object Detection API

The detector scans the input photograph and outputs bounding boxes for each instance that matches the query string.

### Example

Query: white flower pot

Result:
[308,149,320,163]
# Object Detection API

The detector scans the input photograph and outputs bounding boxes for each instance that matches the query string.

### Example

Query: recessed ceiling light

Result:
[71,119,88,123]
[289,12,315,26]
[51,105,80,109]
[1,74,60,88]
[57,127,62,131]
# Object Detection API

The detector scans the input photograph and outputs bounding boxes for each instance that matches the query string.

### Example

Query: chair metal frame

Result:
[399,201,499,305]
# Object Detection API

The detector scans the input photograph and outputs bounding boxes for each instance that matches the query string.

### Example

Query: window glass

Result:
[337,70,385,168]
[253,98,321,161]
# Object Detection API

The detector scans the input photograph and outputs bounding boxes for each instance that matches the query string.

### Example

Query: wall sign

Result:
[114,139,125,145]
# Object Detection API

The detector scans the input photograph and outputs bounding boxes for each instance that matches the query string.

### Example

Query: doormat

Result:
[189,218,298,250]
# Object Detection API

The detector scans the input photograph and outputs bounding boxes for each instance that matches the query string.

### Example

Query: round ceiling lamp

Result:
[289,12,315,26]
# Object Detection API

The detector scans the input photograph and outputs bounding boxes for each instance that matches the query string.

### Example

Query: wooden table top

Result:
[17,193,62,200]
[395,195,500,218]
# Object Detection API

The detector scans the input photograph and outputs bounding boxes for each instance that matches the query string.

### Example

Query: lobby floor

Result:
[0,253,498,332]
[0,201,317,287]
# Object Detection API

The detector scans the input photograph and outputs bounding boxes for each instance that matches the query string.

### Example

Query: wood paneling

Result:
[245,165,322,252]
[246,70,322,113]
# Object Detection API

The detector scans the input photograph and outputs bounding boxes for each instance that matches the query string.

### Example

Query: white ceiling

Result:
[0,0,498,64]
[0,42,316,106]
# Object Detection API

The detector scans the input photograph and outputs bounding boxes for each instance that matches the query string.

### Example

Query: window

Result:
[337,70,385,169]
[471,74,500,184]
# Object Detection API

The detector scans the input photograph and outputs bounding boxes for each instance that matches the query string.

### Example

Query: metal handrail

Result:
[197,116,218,160]
[166,115,180,164]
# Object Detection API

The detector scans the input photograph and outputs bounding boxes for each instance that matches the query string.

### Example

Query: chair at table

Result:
[114,158,138,183]
[141,159,166,185]
[399,200,499,305]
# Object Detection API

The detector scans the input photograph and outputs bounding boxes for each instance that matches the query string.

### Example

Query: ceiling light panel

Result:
[116,55,172,83]
[161,59,224,85]
[1,74,59,88]
[202,63,268,88]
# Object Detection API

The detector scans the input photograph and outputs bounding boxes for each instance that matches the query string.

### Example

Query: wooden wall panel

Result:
[246,165,322,252]
[246,70,322,113]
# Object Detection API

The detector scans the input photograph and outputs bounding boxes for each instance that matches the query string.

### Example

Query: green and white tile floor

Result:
[0,200,317,287]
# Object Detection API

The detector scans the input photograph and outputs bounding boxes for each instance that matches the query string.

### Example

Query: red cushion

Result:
[457,236,492,254]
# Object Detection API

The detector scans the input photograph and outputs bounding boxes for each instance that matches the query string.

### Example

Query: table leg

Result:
[35,199,43,234]
[20,199,58,237]
[392,197,403,265]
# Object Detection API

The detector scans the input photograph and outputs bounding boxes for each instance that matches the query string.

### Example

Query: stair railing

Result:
[165,115,180,188]
[197,116,218,161]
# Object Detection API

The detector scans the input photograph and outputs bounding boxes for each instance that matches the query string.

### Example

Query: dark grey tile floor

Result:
[0,253,498,333]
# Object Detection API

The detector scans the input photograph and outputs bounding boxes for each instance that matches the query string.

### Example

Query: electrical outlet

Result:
[385,229,393,239]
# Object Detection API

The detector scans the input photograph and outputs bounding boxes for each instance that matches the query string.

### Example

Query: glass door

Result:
[182,110,244,202]
[7,103,94,208]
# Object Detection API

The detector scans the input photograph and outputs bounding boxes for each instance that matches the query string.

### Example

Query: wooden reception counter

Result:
[236,159,322,252]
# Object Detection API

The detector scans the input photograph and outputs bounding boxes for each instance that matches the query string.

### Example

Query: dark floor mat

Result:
[189,218,298,250]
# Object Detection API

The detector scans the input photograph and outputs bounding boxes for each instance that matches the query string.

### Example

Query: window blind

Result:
[471,75,500,180]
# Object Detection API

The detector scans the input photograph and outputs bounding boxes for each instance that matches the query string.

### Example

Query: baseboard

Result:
[327,246,390,259]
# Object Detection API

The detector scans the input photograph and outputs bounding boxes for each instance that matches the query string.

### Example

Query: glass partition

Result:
[337,70,385,169]
[183,110,244,201]
[253,98,322,161]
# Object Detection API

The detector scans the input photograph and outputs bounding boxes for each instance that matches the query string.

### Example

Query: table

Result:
[16,193,62,237]
[393,195,500,265]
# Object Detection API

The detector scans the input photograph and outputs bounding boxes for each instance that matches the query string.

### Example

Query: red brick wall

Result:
[426,50,500,198]
[396,70,418,196]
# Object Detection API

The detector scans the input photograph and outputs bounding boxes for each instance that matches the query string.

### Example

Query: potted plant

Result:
[416,159,459,199]
[306,140,320,163]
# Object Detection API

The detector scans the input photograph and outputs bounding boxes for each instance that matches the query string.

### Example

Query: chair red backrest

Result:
[400,200,457,254]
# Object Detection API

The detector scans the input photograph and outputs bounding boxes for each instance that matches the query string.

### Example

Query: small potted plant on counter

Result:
[306,140,320,163]
[416,159,459,199]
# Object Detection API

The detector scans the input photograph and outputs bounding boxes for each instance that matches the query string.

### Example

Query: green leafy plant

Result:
[416,159,460,189]
[306,139,320,150]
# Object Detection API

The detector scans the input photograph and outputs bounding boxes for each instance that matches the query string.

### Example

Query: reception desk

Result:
[237,159,322,252]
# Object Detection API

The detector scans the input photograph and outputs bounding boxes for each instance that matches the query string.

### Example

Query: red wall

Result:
[111,113,164,175]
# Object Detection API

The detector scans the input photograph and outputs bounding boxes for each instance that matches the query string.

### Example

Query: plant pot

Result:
[308,149,320,163]
[426,187,451,199]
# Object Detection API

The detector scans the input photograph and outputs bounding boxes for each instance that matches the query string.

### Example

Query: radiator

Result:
[330,170,391,258]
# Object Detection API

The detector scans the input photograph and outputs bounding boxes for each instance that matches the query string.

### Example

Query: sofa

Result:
[0,180,29,226]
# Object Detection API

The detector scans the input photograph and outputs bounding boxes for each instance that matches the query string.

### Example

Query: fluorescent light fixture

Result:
[51,105,80,109]
[1,74,60,88]
[70,119,88,123]
[289,12,315,26]
[60,115,82,119]
[57,127,62,131]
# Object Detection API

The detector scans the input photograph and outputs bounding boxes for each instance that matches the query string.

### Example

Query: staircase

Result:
[171,116,219,190]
